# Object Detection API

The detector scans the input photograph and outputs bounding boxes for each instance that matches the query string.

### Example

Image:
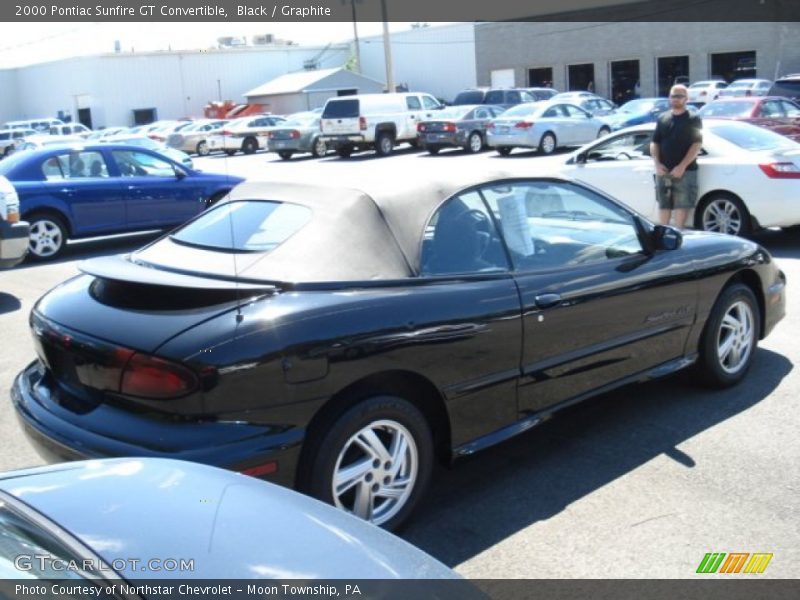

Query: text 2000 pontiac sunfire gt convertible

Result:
[12,172,786,530]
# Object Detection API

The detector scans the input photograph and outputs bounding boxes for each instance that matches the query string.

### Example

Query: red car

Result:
[698,97,800,142]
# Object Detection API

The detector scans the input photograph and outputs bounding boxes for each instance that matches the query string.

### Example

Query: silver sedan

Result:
[487,101,612,156]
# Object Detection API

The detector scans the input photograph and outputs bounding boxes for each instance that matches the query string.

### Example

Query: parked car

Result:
[522,87,559,101]
[717,78,772,98]
[0,128,36,157]
[551,93,617,116]
[0,458,458,580]
[688,80,728,104]
[102,134,194,167]
[320,92,444,158]
[207,115,286,156]
[14,134,86,152]
[266,112,328,160]
[85,127,129,141]
[768,74,800,102]
[0,143,242,259]
[49,123,92,137]
[599,97,670,131]
[487,101,611,155]
[416,104,505,154]
[452,88,537,108]
[698,97,800,142]
[11,172,785,530]
[4,118,63,133]
[166,119,229,156]
[539,119,800,236]
[0,175,28,268]
[148,121,196,143]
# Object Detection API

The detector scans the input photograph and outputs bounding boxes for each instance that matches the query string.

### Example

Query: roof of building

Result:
[243,67,383,98]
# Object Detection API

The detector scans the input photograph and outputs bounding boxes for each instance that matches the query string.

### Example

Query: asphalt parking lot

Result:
[1,145,798,578]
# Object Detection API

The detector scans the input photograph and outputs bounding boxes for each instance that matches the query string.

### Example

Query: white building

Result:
[0,44,350,128]
[356,23,477,102]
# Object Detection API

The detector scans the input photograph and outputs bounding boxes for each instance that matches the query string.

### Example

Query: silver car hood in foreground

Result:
[0,458,456,579]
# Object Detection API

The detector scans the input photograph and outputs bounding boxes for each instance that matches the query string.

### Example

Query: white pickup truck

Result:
[0,176,29,269]
[320,92,444,157]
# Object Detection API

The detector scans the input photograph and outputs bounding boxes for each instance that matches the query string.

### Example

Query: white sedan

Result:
[535,119,800,236]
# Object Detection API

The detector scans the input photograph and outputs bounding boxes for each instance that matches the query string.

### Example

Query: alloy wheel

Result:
[468,132,482,153]
[28,219,64,258]
[716,300,755,375]
[331,419,418,526]
[702,199,742,235]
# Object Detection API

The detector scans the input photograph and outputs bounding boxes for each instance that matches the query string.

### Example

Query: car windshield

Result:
[709,122,797,152]
[699,101,755,117]
[619,100,656,113]
[171,200,312,252]
[727,81,754,89]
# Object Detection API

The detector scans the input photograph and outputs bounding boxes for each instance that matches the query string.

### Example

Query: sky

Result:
[0,22,438,68]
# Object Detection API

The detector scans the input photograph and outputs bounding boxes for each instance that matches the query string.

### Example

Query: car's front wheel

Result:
[242,138,259,155]
[539,132,557,155]
[693,283,759,388]
[465,131,483,153]
[27,213,68,260]
[304,395,433,531]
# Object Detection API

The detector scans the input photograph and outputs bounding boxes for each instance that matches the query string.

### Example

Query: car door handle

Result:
[126,185,141,191]
[534,293,562,309]
[59,188,76,194]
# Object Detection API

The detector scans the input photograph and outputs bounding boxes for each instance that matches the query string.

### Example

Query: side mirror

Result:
[653,224,683,251]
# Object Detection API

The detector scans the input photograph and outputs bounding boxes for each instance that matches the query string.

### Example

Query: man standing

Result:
[650,84,703,228]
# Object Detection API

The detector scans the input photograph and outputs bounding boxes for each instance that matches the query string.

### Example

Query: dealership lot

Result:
[1,146,798,577]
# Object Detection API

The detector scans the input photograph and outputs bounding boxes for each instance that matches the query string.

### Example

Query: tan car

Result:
[166,119,230,156]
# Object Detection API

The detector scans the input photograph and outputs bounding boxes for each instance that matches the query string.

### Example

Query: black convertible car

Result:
[12,172,786,530]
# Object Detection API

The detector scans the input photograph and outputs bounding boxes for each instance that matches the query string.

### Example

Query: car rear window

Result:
[171,201,312,252]
[484,91,506,104]
[698,101,755,117]
[453,91,486,105]
[769,80,800,99]
[710,122,796,152]
[690,83,710,88]
[322,100,359,119]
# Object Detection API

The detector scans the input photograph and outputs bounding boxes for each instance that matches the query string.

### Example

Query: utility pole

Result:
[350,0,361,73]
[380,0,395,92]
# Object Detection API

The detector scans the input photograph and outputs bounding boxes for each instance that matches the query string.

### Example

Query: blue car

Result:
[600,97,670,131]
[0,143,243,260]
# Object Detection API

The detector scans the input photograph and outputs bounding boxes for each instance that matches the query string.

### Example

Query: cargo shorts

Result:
[656,170,698,210]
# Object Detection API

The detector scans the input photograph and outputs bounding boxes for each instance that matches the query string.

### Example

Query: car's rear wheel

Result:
[465,131,483,153]
[311,137,327,158]
[27,213,67,261]
[278,151,293,160]
[375,132,395,157]
[539,132,557,155]
[242,137,258,155]
[427,146,441,155]
[496,147,512,156]
[196,141,210,156]
[304,395,433,531]
[336,146,353,159]
[224,149,237,156]
[696,193,751,237]
[693,283,759,388]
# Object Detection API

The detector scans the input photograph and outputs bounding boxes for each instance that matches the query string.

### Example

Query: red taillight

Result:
[241,462,278,478]
[758,162,800,179]
[443,122,457,132]
[514,121,533,129]
[417,123,427,132]
[359,116,367,131]
[120,353,199,399]
[487,122,495,129]
[290,130,301,139]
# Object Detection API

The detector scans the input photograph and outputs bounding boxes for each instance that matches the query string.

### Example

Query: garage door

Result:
[491,69,515,88]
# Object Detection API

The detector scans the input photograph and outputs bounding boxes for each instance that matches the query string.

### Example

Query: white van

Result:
[0,176,29,268]
[4,118,64,133]
[320,92,444,157]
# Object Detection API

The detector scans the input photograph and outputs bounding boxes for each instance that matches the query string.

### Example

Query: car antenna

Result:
[222,132,245,324]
